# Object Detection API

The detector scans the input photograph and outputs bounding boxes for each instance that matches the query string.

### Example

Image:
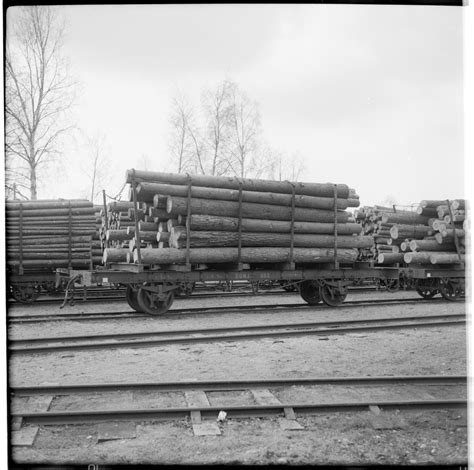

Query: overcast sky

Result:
[6,3,465,207]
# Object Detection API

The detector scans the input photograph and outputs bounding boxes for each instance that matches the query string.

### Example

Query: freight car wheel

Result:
[415,287,437,299]
[439,280,463,301]
[415,279,438,299]
[299,281,322,305]
[126,285,143,312]
[320,285,347,307]
[137,284,175,315]
[11,285,40,303]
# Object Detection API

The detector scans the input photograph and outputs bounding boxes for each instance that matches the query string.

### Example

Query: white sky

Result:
[6,3,466,206]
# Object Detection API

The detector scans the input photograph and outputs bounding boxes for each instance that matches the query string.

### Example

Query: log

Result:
[430,253,466,264]
[403,251,459,264]
[166,219,181,232]
[106,229,133,241]
[167,197,350,223]
[415,206,438,217]
[169,228,373,249]
[419,200,449,208]
[451,199,465,210]
[8,258,100,268]
[389,225,433,239]
[138,221,158,232]
[186,214,362,235]
[409,240,455,252]
[107,201,135,212]
[7,252,91,260]
[6,207,96,217]
[156,232,170,242]
[377,253,405,264]
[148,207,170,220]
[6,200,92,210]
[6,236,92,245]
[126,227,159,242]
[138,182,350,210]
[102,248,130,263]
[134,247,359,265]
[439,228,465,238]
[380,212,431,225]
[126,169,350,198]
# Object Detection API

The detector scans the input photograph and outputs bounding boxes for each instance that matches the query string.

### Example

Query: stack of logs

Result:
[102,170,370,266]
[355,200,467,265]
[6,199,101,272]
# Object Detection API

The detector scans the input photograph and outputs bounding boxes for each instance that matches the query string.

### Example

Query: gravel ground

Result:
[8,290,468,465]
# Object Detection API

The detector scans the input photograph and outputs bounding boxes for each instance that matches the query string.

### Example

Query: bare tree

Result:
[274,150,307,182]
[201,79,233,176]
[80,131,111,203]
[5,6,77,199]
[225,83,263,178]
[168,94,194,173]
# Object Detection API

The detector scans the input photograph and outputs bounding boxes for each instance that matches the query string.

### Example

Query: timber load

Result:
[102,169,367,267]
[6,199,101,272]
[355,199,468,266]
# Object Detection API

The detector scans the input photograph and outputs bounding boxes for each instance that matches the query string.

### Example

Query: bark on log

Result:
[106,229,133,241]
[126,169,350,198]
[148,207,170,220]
[126,227,159,242]
[134,247,359,265]
[137,182,350,210]
[377,253,405,264]
[6,236,92,245]
[138,221,158,232]
[102,248,130,263]
[403,251,459,264]
[380,212,431,225]
[409,240,455,251]
[186,214,361,235]
[6,207,95,217]
[156,232,170,242]
[389,225,433,239]
[167,197,350,223]
[169,228,373,249]
[6,200,92,210]
[430,254,466,264]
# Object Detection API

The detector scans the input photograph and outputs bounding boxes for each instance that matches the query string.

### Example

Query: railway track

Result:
[11,375,466,426]
[7,296,454,324]
[9,312,465,355]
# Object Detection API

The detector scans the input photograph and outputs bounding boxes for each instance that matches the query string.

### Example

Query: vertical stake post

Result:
[333,184,339,270]
[131,169,142,265]
[237,180,243,270]
[185,174,193,270]
[19,202,23,275]
[289,182,296,270]
[102,189,109,250]
[446,199,463,265]
[68,201,72,270]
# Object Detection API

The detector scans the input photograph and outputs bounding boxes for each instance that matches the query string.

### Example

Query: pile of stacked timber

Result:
[354,205,419,263]
[355,200,468,265]
[6,199,101,271]
[101,170,370,267]
[401,199,467,265]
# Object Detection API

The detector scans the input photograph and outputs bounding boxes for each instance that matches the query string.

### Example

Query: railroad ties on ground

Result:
[10,375,467,442]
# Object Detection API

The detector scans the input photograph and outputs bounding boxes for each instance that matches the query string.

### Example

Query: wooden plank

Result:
[11,426,39,446]
[184,390,220,436]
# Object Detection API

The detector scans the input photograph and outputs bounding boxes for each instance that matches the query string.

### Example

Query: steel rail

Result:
[12,399,467,426]
[7,296,452,324]
[9,314,465,355]
[10,312,465,345]
[11,374,466,396]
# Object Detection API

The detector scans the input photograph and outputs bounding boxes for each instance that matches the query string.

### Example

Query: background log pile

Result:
[6,199,100,271]
[101,170,368,267]
[354,200,467,265]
